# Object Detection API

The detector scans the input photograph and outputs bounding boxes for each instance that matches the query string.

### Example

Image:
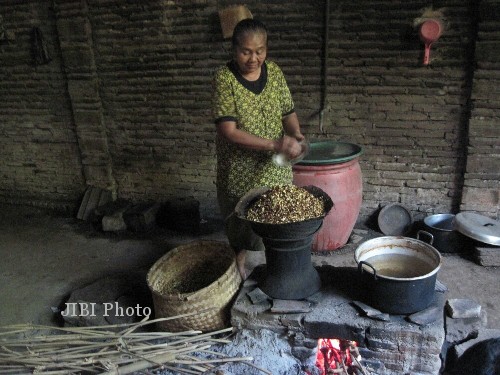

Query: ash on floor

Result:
[157,329,314,375]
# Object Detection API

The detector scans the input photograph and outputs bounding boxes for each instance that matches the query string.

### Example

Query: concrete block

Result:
[123,202,160,232]
[473,244,500,267]
[91,199,132,232]
[446,298,482,319]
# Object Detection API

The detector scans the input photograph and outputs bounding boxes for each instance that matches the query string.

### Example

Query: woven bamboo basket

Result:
[147,240,242,332]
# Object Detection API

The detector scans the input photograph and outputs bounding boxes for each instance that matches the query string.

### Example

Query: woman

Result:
[212,18,305,278]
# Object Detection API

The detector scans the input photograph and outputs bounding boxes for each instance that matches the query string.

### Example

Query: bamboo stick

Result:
[0,317,253,374]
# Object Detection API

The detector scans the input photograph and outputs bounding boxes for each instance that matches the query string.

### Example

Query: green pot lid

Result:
[297,141,363,165]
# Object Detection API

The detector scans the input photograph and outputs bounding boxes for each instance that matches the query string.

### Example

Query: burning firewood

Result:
[315,339,371,375]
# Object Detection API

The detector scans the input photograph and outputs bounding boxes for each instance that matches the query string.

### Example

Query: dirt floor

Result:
[0,203,498,330]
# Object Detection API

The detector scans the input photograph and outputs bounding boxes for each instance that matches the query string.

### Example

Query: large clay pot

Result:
[293,141,363,252]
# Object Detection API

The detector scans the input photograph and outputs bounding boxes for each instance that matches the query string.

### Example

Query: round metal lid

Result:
[453,212,500,246]
[377,203,413,236]
[296,141,363,165]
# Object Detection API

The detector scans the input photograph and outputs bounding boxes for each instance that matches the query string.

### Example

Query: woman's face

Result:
[234,31,267,76]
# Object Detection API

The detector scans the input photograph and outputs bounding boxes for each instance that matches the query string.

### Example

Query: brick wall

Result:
[0,0,498,220]
[460,0,500,217]
[0,2,85,210]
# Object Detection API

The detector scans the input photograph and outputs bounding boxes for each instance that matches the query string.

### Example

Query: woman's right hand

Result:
[275,135,303,160]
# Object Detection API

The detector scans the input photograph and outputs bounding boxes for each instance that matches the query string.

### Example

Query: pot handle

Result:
[358,261,378,280]
[417,230,434,245]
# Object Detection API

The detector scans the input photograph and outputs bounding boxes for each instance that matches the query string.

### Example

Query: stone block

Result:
[123,202,160,232]
[408,305,443,326]
[446,298,482,319]
[473,244,500,266]
[91,199,132,232]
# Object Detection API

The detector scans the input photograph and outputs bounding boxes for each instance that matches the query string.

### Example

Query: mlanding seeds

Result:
[246,185,325,224]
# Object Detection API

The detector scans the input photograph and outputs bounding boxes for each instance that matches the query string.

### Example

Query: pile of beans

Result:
[245,185,325,224]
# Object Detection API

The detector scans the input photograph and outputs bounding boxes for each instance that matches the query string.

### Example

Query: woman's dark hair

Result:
[231,18,268,48]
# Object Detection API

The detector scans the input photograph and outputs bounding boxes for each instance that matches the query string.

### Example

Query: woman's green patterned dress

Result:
[212,60,296,251]
[213,60,295,199]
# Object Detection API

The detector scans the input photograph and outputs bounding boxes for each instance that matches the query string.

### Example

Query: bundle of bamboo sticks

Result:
[0,313,265,374]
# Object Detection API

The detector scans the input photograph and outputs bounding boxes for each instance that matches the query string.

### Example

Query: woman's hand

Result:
[217,119,305,159]
[276,135,303,159]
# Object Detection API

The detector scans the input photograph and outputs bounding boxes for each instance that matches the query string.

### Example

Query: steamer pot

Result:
[354,234,442,314]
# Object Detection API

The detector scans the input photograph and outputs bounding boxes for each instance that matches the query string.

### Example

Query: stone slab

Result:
[473,244,500,266]
[123,201,160,232]
[446,298,482,319]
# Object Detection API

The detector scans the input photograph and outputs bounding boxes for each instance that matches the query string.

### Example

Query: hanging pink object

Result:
[419,19,443,66]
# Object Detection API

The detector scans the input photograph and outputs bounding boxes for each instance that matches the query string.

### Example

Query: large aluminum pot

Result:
[423,213,464,253]
[354,235,442,314]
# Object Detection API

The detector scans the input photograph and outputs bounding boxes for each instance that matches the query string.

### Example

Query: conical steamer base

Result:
[235,185,333,300]
[260,234,321,300]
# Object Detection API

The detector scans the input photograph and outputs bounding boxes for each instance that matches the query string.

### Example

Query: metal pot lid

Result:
[453,212,500,246]
[377,203,413,236]
[296,141,363,165]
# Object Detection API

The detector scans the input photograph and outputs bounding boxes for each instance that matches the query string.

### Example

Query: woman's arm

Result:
[282,112,305,142]
[216,120,278,152]
[217,119,303,159]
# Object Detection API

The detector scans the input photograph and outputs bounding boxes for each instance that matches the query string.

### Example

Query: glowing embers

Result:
[314,339,368,375]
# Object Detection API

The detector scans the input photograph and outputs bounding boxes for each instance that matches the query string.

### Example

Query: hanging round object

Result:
[419,19,443,66]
